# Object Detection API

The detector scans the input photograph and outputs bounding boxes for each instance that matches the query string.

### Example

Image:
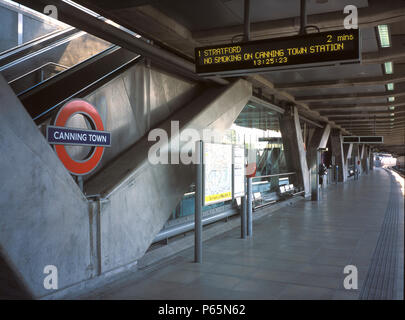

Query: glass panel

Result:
[167,102,290,223]
[0,0,68,53]
[232,103,287,179]
[233,103,296,201]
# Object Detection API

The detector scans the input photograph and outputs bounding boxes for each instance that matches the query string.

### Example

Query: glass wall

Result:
[232,103,287,178]
[167,101,289,222]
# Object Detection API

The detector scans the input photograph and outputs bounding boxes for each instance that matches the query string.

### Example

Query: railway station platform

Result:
[1,0,405,304]
[76,168,403,300]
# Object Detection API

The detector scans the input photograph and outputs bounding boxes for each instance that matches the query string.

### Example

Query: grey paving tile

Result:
[209,263,258,278]
[277,284,335,300]
[177,261,216,273]
[233,279,287,299]
[272,251,316,263]
[251,269,299,284]
[348,255,373,268]
[167,285,235,300]
[277,245,320,255]
[188,273,242,290]
[241,248,278,258]
[300,263,344,277]
[150,269,204,285]
[311,254,352,266]
[101,278,184,300]
[291,273,342,290]
[332,290,360,300]
[254,259,307,273]
[316,248,353,258]
[225,255,273,268]
[80,169,403,300]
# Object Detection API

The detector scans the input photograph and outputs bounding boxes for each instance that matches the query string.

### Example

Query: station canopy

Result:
[21,0,405,155]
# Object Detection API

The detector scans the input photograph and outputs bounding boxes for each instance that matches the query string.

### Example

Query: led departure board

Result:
[195,29,360,76]
[343,136,383,144]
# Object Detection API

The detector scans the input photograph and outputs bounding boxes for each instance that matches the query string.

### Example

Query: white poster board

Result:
[203,143,233,205]
[233,145,245,198]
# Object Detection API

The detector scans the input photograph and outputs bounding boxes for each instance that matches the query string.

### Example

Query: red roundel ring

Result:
[54,99,105,175]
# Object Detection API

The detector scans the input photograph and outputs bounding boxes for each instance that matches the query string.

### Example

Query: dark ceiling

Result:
[26,0,405,154]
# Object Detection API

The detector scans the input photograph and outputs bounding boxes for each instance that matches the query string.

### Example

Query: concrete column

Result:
[269,148,280,190]
[279,105,310,196]
[330,129,346,182]
[370,151,374,170]
[247,177,253,237]
[353,144,361,175]
[360,144,365,159]
[360,144,365,175]
[194,141,203,263]
[361,145,369,174]
[343,143,353,173]
[307,124,331,170]
[241,195,247,239]
[307,124,331,201]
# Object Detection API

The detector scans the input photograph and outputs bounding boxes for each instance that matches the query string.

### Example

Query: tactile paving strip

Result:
[359,171,400,300]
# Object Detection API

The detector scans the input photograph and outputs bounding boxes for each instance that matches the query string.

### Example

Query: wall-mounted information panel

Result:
[343,136,384,144]
[233,145,245,199]
[203,143,233,205]
[195,29,360,76]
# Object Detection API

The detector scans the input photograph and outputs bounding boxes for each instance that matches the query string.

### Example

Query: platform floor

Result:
[82,168,404,300]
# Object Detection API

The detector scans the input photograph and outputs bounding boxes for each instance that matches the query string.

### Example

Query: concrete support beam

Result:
[361,145,370,174]
[330,129,346,182]
[353,144,361,175]
[336,123,405,130]
[85,79,252,274]
[296,90,405,103]
[360,144,366,159]
[279,105,310,196]
[343,143,353,176]
[0,75,91,298]
[343,143,353,161]
[275,68,405,90]
[339,120,405,128]
[269,148,281,188]
[332,116,405,123]
[310,102,405,112]
[306,124,331,201]
[103,4,199,57]
[193,0,405,44]
[323,110,405,118]
[363,40,405,64]
[307,124,331,170]
[335,117,405,123]
[248,75,350,134]
[0,74,252,298]
[354,144,361,159]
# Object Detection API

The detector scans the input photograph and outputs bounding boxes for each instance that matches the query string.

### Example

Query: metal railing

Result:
[252,171,296,180]
[153,172,305,244]
[9,61,68,84]
[251,172,304,210]
[252,171,304,195]
[153,207,237,244]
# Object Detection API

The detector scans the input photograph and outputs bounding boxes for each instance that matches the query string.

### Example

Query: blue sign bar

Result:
[47,126,111,147]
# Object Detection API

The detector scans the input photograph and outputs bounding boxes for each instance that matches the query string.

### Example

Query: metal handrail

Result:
[0,27,75,62]
[252,172,296,180]
[254,200,276,211]
[177,172,297,197]
[9,62,69,84]
[153,208,237,243]
[0,31,86,72]
[252,181,268,185]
